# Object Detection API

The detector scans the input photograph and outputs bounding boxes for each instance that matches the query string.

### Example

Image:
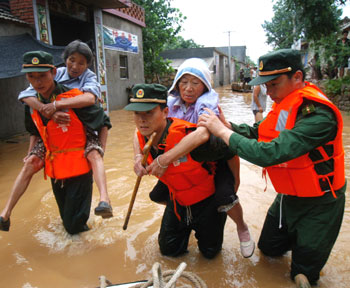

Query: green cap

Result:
[124,83,168,112]
[21,51,55,73]
[249,49,303,86]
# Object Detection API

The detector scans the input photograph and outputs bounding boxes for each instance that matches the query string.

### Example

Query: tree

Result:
[284,0,342,41]
[262,0,296,49]
[133,0,186,81]
[262,0,347,49]
[245,56,256,67]
[163,36,203,50]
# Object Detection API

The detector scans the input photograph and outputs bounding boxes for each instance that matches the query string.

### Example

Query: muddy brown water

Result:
[0,86,349,288]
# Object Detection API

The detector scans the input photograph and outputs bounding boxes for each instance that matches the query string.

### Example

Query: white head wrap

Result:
[168,58,212,95]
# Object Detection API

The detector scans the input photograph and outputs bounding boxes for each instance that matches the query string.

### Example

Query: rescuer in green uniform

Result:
[156,49,346,288]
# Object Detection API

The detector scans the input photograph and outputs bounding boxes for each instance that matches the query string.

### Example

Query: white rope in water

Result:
[99,275,112,288]
[132,262,207,288]
[98,262,207,288]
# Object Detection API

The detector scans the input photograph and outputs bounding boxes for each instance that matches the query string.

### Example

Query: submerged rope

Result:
[99,262,207,288]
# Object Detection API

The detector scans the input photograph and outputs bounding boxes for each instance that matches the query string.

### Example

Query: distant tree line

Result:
[133,0,202,82]
[262,0,350,80]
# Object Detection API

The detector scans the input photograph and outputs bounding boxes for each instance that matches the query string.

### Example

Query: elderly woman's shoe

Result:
[240,239,255,258]
[294,274,311,288]
[0,216,10,231]
[238,227,255,258]
[94,201,113,218]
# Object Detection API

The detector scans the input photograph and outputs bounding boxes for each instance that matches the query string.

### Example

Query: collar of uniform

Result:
[61,67,85,81]
[37,81,62,103]
[149,119,173,159]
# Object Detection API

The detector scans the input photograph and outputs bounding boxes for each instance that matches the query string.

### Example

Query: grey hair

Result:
[62,40,93,65]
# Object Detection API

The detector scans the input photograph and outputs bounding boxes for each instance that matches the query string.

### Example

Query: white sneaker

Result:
[240,239,255,258]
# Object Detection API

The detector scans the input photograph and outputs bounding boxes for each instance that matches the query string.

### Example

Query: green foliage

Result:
[324,75,350,97]
[263,0,346,49]
[133,0,186,80]
[245,55,256,66]
[284,0,342,41]
[163,36,203,50]
[308,30,350,79]
[262,0,297,49]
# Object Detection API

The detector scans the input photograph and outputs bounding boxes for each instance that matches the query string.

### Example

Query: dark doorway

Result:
[49,12,95,49]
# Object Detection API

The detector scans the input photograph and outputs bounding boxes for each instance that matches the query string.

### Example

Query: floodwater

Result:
[0,86,349,288]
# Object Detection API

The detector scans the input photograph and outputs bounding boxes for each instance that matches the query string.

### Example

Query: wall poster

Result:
[103,26,138,54]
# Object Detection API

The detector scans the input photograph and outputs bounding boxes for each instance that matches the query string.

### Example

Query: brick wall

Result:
[9,0,34,25]
[116,2,144,23]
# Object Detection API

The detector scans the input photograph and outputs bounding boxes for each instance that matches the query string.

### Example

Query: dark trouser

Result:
[149,159,237,208]
[149,180,170,203]
[158,195,227,259]
[51,171,93,235]
[258,191,345,285]
[214,159,237,207]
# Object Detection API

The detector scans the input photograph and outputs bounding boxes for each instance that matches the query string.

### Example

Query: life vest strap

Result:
[313,146,332,164]
[45,146,85,179]
[170,191,181,221]
[262,168,268,192]
[321,175,337,198]
[47,146,85,158]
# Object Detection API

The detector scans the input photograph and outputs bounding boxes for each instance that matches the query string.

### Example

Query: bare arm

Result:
[133,129,148,177]
[22,97,45,112]
[253,86,263,112]
[133,128,143,156]
[197,108,233,146]
[146,126,210,177]
[43,92,96,118]
[55,92,96,109]
[22,92,96,120]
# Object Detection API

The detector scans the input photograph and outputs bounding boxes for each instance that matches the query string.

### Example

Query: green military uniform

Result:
[22,51,111,234]
[24,82,111,235]
[125,84,235,259]
[229,103,346,284]
[25,82,111,134]
[150,120,232,259]
[238,49,347,285]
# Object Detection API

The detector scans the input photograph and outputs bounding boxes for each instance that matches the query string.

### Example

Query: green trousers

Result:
[258,186,346,285]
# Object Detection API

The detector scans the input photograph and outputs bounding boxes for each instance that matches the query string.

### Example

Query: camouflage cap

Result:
[124,83,168,112]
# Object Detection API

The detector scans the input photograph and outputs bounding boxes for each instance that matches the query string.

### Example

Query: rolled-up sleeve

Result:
[18,85,37,101]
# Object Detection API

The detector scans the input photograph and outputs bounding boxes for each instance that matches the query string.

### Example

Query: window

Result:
[120,55,128,79]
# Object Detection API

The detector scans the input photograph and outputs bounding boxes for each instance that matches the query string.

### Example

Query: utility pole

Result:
[224,30,234,84]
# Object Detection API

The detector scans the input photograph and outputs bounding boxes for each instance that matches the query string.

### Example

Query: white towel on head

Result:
[168,58,212,95]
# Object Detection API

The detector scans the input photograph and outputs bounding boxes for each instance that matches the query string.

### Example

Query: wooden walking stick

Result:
[123,132,157,230]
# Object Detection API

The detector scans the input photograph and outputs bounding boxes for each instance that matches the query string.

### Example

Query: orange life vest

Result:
[137,118,215,207]
[258,82,345,197]
[31,88,91,180]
